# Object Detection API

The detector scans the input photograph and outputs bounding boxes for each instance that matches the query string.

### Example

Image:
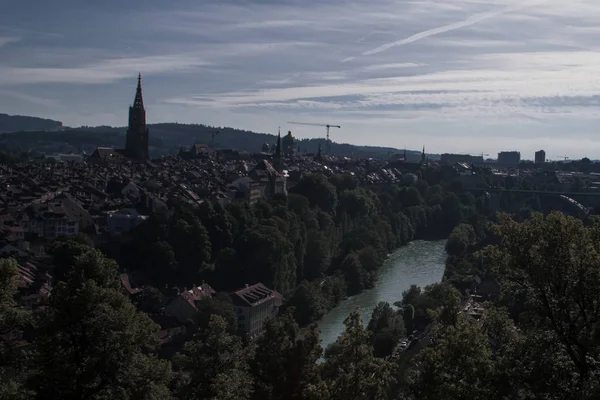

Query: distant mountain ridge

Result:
[0,113,63,133]
[70,123,431,160]
[0,117,434,161]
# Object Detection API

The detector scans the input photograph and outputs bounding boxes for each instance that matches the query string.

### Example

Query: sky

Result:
[1,0,600,159]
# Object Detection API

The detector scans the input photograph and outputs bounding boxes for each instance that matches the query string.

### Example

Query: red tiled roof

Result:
[179,284,216,308]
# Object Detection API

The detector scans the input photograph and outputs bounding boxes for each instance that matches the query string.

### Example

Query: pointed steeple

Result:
[421,146,426,164]
[275,129,281,158]
[133,73,144,110]
[126,73,149,161]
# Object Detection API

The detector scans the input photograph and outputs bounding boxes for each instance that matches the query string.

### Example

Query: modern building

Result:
[440,153,484,165]
[497,151,521,167]
[88,74,149,164]
[535,150,546,164]
[230,283,283,341]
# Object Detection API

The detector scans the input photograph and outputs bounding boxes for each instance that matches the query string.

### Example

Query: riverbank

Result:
[317,240,447,350]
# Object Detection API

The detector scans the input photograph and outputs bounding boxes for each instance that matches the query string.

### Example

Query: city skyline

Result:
[2,0,600,158]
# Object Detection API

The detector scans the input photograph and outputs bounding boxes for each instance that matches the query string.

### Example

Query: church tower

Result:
[125,73,149,161]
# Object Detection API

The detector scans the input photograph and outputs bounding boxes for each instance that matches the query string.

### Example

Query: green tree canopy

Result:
[175,315,252,400]
[480,212,600,387]
[29,252,172,400]
[321,311,396,400]
[367,301,405,358]
[251,310,323,400]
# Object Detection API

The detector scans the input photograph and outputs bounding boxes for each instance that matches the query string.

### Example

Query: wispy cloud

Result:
[0,89,59,108]
[0,36,20,47]
[354,0,550,59]
[0,53,211,85]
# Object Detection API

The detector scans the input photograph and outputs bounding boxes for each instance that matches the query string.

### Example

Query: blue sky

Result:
[1,0,600,159]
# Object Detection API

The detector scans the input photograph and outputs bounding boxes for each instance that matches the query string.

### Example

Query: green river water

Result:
[317,240,447,350]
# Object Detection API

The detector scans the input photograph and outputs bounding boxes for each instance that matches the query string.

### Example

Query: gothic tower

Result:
[274,128,282,171]
[125,73,149,161]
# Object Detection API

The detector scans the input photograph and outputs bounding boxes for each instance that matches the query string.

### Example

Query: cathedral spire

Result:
[133,73,144,110]
[126,74,149,161]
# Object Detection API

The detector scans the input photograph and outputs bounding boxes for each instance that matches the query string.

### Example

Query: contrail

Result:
[359,0,547,57]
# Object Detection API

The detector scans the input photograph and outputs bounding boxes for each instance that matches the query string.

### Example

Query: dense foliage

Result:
[106,172,476,325]
[20,164,600,399]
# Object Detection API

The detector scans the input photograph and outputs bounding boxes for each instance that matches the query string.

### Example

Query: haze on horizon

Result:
[1,0,600,159]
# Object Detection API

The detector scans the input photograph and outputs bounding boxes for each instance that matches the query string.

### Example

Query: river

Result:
[317,240,447,350]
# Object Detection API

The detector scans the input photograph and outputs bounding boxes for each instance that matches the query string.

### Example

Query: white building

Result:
[230,283,283,341]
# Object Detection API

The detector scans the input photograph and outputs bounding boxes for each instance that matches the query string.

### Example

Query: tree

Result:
[0,259,32,400]
[237,222,297,294]
[251,310,323,400]
[193,292,237,333]
[175,315,252,400]
[407,316,494,400]
[480,212,600,386]
[29,252,172,400]
[401,285,422,306]
[338,189,375,218]
[303,231,331,281]
[445,223,475,256]
[340,252,369,295]
[403,304,415,334]
[321,311,396,400]
[291,173,338,214]
[400,187,423,208]
[135,286,166,314]
[47,239,92,282]
[367,302,405,358]
[288,282,327,326]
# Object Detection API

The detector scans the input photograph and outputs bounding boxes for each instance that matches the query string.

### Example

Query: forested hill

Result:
[0,121,431,160]
[0,113,63,132]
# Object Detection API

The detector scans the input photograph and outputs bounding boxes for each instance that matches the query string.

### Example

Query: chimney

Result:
[245,284,249,288]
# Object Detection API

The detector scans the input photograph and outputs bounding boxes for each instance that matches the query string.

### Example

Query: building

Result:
[25,194,92,240]
[230,283,283,341]
[248,160,287,200]
[164,284,217,323]
[179,144,211,159]
[281,131,297,157]
[106,208,149,236]
[497,151,521,167]
[535,150,546,164]
[440,153,484,165]
[88,74,149,164]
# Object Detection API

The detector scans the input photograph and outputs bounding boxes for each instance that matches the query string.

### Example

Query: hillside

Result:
[0,113,63,132]
[0,122,433,161]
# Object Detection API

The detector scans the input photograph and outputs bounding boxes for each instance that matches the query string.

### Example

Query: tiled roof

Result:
[179,283,216,308]
[231,282,283,307]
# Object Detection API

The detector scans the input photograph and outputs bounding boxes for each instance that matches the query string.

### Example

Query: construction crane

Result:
[469,153,490,158]
[555,155,569,161]
[287,121,341,154]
